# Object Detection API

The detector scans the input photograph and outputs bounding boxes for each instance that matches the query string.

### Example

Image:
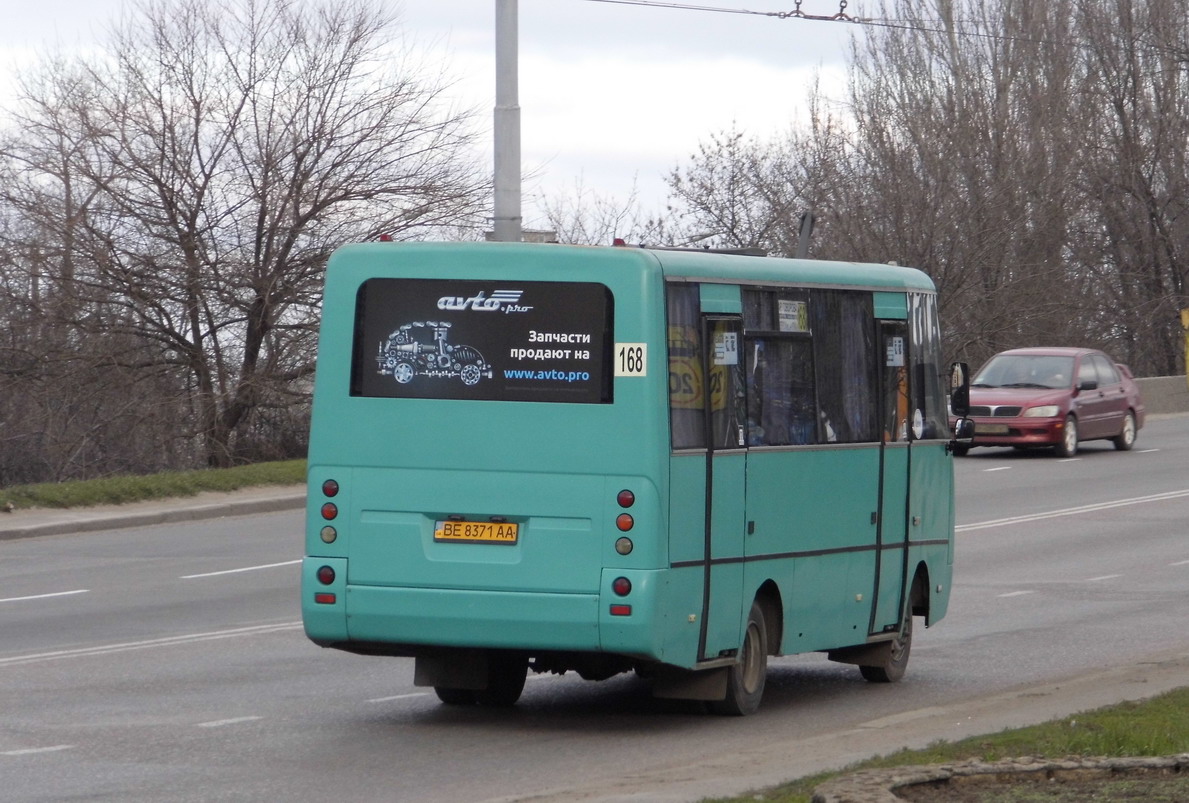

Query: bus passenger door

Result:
[699,317,748,661]
[873,321,910,633]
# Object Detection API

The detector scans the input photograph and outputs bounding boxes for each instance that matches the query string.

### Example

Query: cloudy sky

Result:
[1,0,866,221]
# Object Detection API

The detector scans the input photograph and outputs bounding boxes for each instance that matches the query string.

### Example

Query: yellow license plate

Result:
[434,520,519,544]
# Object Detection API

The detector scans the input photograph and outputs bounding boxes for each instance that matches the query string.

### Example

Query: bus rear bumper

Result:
[301,565,672,661]
[345,585,602,651]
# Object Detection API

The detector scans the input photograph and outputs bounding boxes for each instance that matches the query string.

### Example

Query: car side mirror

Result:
[952,417,974,443]
[1078,379,1098,392]
[948,362,970,418]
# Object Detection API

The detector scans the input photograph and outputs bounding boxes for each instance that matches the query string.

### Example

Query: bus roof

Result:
[328,241,937,293]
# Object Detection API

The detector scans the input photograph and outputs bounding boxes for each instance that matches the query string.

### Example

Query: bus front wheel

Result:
[709,601,768,716]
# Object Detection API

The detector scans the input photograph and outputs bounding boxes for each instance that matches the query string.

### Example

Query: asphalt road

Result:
[2,416,1187,802]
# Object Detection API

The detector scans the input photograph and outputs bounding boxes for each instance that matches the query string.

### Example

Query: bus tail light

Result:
[616,513,634,532]
[322,479,339,497]
[316,566,336,585]
[612,577,631,596]
[314,592,336,605]
[610,604,632,616]
[616,489,635,508]
[321,503,338,521]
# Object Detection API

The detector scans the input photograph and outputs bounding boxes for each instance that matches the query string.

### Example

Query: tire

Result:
[709,602,768,716]
[1054,414,1078,457]
[473,653,527,707]
[1112,411,1136,451]
[434,687,476,706]
[860,612,913,683]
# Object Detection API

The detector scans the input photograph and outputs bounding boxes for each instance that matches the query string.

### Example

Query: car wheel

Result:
[1055,415,1078,457]
[1112,411,1136,451]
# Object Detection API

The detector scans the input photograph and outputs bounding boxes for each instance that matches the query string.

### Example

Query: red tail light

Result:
[322,479,339,497]
[321,503,338,521]
[316,565,336,585]
[612,577,632,596]
[616,513,634,532]
[616,489,635,508]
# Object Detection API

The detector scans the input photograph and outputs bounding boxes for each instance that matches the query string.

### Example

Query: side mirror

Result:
[1078,379,1098,392]
[948,362,971,418]
[952,417,975,444]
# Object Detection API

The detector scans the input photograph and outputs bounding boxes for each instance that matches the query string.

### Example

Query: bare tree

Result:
[0,0,489,475]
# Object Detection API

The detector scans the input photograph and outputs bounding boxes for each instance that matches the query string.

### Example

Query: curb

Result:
[0,490,306,541]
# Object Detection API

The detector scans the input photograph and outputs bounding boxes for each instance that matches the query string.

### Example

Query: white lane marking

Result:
[1172,559,1189,567]
[0,622,302,667]
[1,745,74,756]
[1056,458,1080,463]
[368,693,430,703]
[1086,574,1122,582]
[196,716,263,728]
[984,467,1012,472]
[997,590,1036,598]
[1137,449,1160,453]
[367,673,559,704]
[181,560,301,579]
[0,589,88,604]
[957,488,1189,532]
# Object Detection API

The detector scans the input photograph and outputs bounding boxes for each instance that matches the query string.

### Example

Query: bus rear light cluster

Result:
[610,576,632,616]
[319,479,340,541]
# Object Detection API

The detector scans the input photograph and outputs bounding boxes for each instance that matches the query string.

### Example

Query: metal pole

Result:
[493,0,522,242]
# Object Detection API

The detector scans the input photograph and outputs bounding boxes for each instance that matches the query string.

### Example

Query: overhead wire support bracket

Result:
[584,0,864,24]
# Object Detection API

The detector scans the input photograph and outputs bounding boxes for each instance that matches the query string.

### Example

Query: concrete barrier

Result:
[1135,375,1189,415]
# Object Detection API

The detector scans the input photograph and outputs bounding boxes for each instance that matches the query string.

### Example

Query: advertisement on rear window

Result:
[351,278,613,403]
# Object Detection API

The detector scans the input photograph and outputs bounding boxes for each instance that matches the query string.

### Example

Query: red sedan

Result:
[953,347,1145,457]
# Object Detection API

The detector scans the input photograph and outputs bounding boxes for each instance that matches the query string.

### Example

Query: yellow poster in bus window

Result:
[1182,309,1189,391]
[668,325,728,411]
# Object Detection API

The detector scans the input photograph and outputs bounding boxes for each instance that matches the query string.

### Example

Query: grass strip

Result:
[1,460,305,509]
[706,686,1189,802]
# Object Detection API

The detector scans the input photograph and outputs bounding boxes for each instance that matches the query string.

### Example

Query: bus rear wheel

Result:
[709,601,768,716]
[474,652,527,707]
[434,687,477,705]
[860,613,912,683]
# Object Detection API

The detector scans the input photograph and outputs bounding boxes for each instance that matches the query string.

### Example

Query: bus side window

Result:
[746,338,816,446]
[667,284,706,450]
[810,290,879,444]
[908,293,949,439]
